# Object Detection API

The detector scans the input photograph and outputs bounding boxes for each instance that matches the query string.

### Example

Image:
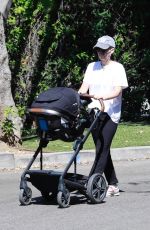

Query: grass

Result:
[22,122,150,152]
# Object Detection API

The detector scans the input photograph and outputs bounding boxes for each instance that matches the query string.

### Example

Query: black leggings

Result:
[89,112,118,185]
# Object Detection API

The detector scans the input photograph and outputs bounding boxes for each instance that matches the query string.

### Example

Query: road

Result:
[0,159,150,230]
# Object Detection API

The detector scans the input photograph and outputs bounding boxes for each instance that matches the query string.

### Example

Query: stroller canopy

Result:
[31,87,80,119]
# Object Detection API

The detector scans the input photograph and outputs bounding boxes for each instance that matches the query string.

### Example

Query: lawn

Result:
[22,122,150,152]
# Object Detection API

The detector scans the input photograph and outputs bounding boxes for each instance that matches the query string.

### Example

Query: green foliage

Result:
[5,0,150,130]
[1,119,14,138]
[1,107,16,145]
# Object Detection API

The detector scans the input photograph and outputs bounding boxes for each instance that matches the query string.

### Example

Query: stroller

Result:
[19,87,107,208]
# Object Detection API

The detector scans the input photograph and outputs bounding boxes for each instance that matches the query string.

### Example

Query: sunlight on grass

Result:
[112,123,150,148]
[22,123,150,152]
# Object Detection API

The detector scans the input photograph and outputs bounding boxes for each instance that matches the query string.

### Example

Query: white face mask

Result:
[97,48,114,64]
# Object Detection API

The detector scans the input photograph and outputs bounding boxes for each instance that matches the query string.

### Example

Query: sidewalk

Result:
[0,146,150,170]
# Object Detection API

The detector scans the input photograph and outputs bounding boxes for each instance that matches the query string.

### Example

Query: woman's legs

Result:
[90,113,118,185]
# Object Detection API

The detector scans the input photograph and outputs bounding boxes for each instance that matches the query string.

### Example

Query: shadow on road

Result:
[28,192,106,207]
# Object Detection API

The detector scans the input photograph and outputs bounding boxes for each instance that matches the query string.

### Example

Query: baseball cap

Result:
[93,35,115,50]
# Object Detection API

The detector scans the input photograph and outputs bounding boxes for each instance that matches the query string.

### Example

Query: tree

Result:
[0,3,22,146]
[1,0,149,145]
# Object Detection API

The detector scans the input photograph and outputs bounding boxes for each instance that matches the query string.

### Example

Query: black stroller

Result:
[19,87,107,208]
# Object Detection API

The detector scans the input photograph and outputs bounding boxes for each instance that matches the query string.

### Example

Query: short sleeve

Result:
[83,63,92,84]
[113,63,128,89]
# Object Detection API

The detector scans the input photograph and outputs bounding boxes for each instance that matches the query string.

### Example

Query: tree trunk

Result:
[0,13,22,146]
[0,0,12,19]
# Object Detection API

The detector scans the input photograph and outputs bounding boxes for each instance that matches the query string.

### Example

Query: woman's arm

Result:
[94,86,122,100]
[78,82,89,94]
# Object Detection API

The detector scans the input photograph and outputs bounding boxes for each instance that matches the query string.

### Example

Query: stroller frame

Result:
[19,95,107,208]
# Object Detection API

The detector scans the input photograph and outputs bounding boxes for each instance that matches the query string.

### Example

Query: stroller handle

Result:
[79,93,105,112]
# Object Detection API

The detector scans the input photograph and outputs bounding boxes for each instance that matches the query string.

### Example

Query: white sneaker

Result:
[106,185,120,197]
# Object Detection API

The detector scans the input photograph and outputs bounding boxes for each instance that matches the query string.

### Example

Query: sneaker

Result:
[106,185,120,197]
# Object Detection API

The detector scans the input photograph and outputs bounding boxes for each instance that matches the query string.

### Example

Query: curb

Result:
[0,146,150,170]
[0,153,15,169]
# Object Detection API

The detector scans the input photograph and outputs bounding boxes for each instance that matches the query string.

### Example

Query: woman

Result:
[78,35,128,197]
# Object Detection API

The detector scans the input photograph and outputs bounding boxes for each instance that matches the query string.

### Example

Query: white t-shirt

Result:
[83,61,128,123]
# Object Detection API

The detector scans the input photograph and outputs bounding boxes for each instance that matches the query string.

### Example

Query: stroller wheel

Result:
[19,187,32,205]
[57,189,70,208]
[86,173,107,204]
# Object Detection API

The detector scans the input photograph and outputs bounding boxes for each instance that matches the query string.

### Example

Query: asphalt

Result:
[0,146,150,170]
